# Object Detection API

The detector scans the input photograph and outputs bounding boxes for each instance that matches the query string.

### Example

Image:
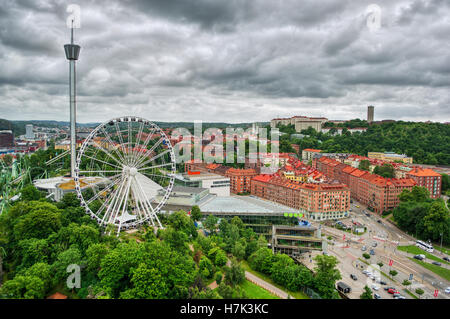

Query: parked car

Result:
[394,294,406,299]
[374,293,381,299]
[379,280,387,285]
[370,249,375,255]
[371,284,380,291]
[377,220,382,224]
[362,270,368,274]
[370,275,376,280]
[443,257,450,262]
[445,287,450,294]
[387,288,397,294]
[432,261,441,266]
[372,242,378,247]
[350,274,358,281]
[414,254,425,260]
[361,246,367,251]
[365,213,370,217]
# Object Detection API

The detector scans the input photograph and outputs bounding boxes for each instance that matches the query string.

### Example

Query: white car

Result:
[370,275,376,280]
[362,270,368,274]
[445,287,450,294]
[371,284,380,291]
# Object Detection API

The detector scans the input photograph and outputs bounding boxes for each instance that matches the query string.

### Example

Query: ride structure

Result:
[74,116,176,235]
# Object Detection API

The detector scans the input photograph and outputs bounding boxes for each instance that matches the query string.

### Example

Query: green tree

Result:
[13,202,62,241]
[199,256,214,279]
[248,248,275,275]
[360,285,373,299]
[17,238,50,269]
[160,227,189,251]
[415,288,424,299]
[86,243,109,272]
[191,205,202,222]
[313,255,342,299]
[373,163,395,178]
[204,214,219,233]
[19,262,53,292]
[224,260,245,287]
[214,249,228,267]
[402,279,411,288]
[441,174,449,193]
[52,247,83,283]
[20,184,42,201]
[215,271,223,285]
[422,201,449,243]
[232,241,246,260]
[389,270,398,280]
[167,210,197,239]
[120,263,169,299]
[0,275,45,299]
[358,160,370,171]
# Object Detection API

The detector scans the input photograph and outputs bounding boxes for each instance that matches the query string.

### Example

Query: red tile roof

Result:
[303,148,322,153]
[407,167,441,177]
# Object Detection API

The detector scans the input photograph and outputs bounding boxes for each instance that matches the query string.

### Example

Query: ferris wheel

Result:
[74,116,176,234]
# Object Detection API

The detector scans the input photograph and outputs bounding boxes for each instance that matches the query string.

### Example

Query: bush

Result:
[362,253,370,259]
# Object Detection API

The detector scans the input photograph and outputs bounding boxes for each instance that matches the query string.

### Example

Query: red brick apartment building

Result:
[184,161,257,194]
[406,167,442,198]
[225,168,258,194]
[251,174,350,221]
[314,157,416,214]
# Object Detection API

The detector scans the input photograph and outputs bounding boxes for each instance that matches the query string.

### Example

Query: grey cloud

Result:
[0,0,448,123]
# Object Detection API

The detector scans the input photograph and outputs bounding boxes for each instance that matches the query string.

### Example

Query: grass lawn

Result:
[241,260,309,299]
[403,288,418,299]
[397,245,449,265]
[239,280,280,299]
[408,258,450,281]
[433,245,450,256]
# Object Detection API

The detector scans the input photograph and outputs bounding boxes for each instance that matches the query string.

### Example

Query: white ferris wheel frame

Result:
[74,116,176,233]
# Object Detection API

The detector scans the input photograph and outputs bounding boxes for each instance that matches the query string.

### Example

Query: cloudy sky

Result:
[0,0,449,123]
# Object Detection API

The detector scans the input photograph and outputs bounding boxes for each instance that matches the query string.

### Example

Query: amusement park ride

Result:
[1,24,176,236]
[65,23,175,235]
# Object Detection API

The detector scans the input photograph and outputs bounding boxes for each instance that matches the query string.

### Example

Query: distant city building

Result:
[270,115,328,133]
[251,173,350,221]
[315,156,416,214]
[175,171,230,197]
[367,105,374,123]
[0,130,14,148]
[321,127,368,135]
[302,148,322,161]
[406,167,442,198]
[368,151,413,164]
[225,168,258,194]
[272,225,322,257]
[25,124,34,140]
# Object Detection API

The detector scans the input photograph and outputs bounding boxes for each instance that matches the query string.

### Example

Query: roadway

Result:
[308,200,449,299]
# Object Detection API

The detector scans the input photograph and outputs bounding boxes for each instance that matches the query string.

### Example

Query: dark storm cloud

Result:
[0,0,448,123]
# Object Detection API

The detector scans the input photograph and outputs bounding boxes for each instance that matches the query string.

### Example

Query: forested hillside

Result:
[275,121,450,165]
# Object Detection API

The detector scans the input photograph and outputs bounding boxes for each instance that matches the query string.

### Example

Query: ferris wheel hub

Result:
[129,167,138,177]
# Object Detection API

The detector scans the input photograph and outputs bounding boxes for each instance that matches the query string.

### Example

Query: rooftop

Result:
[199,195,299,214]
